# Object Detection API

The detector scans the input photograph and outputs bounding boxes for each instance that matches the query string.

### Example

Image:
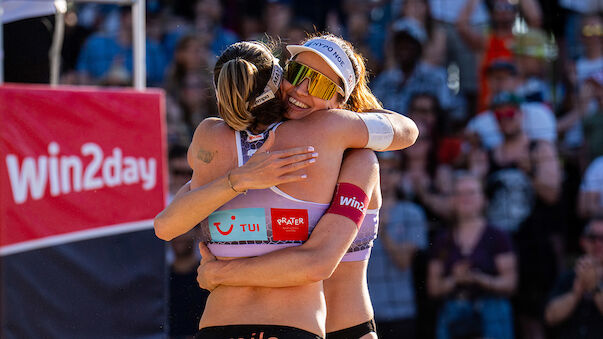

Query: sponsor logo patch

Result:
[247,133,264,142]
[270,208,309,241]
[209,208,268,241]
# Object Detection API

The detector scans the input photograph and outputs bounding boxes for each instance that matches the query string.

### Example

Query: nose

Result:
[294,78,310,96]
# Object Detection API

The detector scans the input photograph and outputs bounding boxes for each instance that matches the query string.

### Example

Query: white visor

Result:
[287,38,357,102]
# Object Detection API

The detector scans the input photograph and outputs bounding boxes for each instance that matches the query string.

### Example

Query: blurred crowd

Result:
[7,0,603,338]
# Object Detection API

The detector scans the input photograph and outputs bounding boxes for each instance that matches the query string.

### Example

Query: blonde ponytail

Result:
[216,58,258,131]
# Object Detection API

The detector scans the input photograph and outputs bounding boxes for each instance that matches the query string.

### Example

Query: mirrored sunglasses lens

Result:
[286,61,338,100]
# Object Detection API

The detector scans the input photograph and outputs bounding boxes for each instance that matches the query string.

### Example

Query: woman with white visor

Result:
[156,35,418,339]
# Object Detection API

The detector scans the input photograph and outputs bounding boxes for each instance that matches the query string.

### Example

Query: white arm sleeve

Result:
[357,113,395,151]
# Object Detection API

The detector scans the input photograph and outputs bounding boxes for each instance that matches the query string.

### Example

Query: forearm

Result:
[519,0,542,27]
[533,171,561,205]
[429,276,456,298]
[545,291,581,325]
[533,181,560,204]
[475,272,516,295]
[455,0,485,51]
[381,232,415,270]
[209,246,331,288]
[154,174,239,241]
[204,212,362,288]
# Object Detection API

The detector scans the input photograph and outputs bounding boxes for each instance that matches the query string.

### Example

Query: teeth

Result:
[289,97,309,109]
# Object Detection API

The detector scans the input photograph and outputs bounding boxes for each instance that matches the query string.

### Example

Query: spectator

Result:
[398,0,447,66]
[573,13,603,86]
[513,28,559,107]
[480,91,561,339]
[560,14,603,150]
[75,6,167,86]
[168,144,192,200]
[368,151,428,339]
[164,35,217,145]
[456,0,543,112]
[398,94,453,228]
[372,17,455,114]
[427,172,517,339]
[263,0,292,41]
[194,0,239,57]
[284,19,315,45]
[559,0,603,60]
[582,71,603,162]
[466,60,557,150]
[342,8,384,75]
[168,227,209,339]
[545,218,603,339]
[430,0,491,116]
[579,155,603,219]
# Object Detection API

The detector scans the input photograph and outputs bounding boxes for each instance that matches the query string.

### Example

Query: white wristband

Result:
[357,113,394,151]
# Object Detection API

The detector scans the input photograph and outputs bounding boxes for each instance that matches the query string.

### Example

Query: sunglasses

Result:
[494,108,518,120]
[284,61,344,101]
[582,24,603,37]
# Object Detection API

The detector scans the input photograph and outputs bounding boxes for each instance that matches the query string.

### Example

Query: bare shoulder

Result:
[188,117,236,173]
[298,109,358,126]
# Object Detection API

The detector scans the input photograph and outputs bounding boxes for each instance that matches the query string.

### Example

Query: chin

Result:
[285,107,314,120]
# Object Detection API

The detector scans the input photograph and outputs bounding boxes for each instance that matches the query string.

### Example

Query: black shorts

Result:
[325,319,376,339]
[195,324,323,339]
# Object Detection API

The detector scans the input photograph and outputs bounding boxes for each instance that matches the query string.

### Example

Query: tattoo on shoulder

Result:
[197,149,217,163]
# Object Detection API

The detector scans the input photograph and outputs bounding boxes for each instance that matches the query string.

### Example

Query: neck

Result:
[400,61,417,74]
[585,45,602,59]
[504,130,525,144]
[457,215,485,230]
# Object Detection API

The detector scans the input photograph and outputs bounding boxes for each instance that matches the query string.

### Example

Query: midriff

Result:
[323,260,373,332]
[199,257,327,337]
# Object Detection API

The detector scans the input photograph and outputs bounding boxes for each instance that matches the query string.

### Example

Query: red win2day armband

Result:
[326,182,369,228]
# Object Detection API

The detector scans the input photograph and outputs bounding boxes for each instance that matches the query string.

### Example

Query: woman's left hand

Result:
[197,243,220,291]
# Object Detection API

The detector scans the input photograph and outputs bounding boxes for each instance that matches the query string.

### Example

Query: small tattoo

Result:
[197,149,216,163]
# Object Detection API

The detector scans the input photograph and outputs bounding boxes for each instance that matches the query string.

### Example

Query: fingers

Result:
[279,152,318,167]
[278,173,309,184]
[279,159,316,175]
[272,146,315,159]
[256,130,275,154]
[199,242,215,260]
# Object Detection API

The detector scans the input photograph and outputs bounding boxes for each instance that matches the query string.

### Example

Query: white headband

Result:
[287,38,357,102]
[251,58,283,108]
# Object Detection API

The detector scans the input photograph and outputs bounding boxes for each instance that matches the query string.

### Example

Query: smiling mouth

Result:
[288,96,309,109]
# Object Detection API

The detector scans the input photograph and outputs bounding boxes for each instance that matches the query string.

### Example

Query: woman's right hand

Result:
[228,130,318,191]
[197,242,220,291]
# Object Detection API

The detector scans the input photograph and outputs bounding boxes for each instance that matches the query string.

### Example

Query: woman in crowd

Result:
[155,35,418,338]
[427,173,517,339]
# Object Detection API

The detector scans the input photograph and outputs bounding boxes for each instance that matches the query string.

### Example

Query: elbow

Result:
[154,216,175,241]
[306,262,337,283]
[407,121,419,147]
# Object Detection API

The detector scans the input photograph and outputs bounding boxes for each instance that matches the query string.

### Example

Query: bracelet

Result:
[227,170,247,194]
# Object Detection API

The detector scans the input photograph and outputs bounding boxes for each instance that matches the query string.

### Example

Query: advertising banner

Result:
[0,84,167,338]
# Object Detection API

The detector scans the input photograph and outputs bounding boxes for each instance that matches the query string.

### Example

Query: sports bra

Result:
[200,123,329,257]
[341,208,379,262]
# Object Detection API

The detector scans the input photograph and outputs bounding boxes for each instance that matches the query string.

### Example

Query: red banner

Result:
[0,84,167,250]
